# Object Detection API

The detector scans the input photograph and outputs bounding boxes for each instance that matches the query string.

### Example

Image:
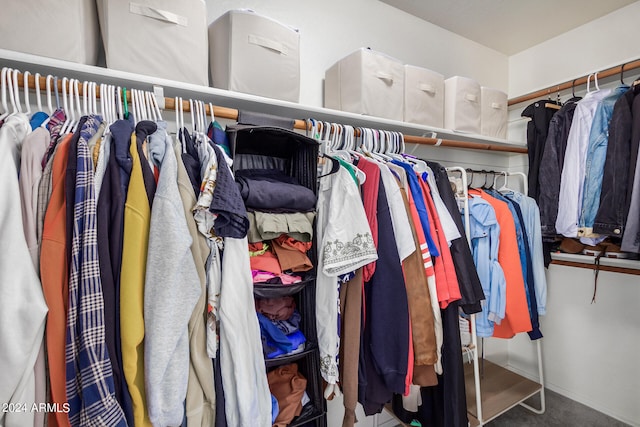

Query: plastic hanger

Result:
[122,87,129,120]
[23,71,32,116]
[91,82,98,116]
[34,72,43,113]
[0,68,10,120]
[5,69,19,117]
[59,77,71,135]
[46,75,55,114]
[208,102,215,125]
[131,89,139,123]
[188,99,195,134]
[621,62,627,85]
[116,86,123,120]
[10,69,22,116]
[82,81,89,117]
[39,75,55,128]
[151,91,162,121]
[72,79,82,132]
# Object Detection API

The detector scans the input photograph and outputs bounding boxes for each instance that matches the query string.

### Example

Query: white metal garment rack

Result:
[449,168,546,427]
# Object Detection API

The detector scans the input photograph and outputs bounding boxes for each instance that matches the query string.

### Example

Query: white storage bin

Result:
[325,48,404,121]
[404,65,444,128]
[96,0,209,85]
[481,87,508,139]
[0,0,100,65]
[444,76,481,133]
[209,10,300,102]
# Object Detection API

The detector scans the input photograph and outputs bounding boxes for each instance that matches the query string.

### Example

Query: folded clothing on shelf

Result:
[248,211,316,243]
[271,235,313,272]
[258,310,306,359]
[256,296,296,321]
[249,237,314,274]
[268,363,308,427]
[252,270,303,285]
[236,169,317,212]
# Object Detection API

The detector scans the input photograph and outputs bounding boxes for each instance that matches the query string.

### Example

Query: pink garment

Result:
[252,270,303,285]
[255,296,296,321]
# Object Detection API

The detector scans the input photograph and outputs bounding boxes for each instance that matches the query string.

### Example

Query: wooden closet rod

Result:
[15,71,527,154]
[508,58,640,107]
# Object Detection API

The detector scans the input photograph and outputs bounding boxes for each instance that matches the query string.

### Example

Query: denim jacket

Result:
[594,87,640,236]
[579,85,630,237]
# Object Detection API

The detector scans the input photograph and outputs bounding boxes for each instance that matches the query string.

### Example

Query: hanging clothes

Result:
[359,171,410,414]
[0,114,49,427]
[174,135,216,427]
[315,159,377,386]
[40,132,73,427]
[556,88,613,238]
[537,97,581,239]
[426,161,484,315]
[96,119,135,426]
[65,114,128,426]
[470,189,532,338]
[594,86,640,237]
[144,124,202,426]
[120,126,155,427]
[463,195,506,338]
[522,100,561,201]
[579,85,629,240]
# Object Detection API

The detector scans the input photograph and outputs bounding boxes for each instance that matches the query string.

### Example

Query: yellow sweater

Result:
[120,133,152,427]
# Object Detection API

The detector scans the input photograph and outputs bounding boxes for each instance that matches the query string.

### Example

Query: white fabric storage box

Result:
[444,76,481,133]
[325,48,404,121]
[404,65,444,127]
[209,10,300,102]
[96,0,209,85]
[481,87,508,139]
[0,0,100,65]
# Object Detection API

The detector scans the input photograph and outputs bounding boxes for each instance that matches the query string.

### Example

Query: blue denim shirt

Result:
[502,191,548,316]
[463,196,506,337]
[579,85,630,234]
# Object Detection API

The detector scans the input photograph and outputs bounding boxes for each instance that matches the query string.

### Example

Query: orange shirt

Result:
[40,134,73,427]
[471,189,532,338]
[420,178,462,308]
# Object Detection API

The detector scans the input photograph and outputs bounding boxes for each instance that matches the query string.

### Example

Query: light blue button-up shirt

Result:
[463,196,506,337]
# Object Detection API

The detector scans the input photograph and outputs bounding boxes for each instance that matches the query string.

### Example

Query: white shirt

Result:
[316,160,378,385]
[424,166,462,244]
[379,163,416,261]
[556,89,612,237]
[0,114,48,427]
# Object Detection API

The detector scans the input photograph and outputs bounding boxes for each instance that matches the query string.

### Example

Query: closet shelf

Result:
[0,48,527,153]
[265,345,318,369]
[464,360,542,425]
[550,253,640,275]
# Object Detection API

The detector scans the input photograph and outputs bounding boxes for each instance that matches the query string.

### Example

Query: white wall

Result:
[508,1,640,97]
[206,0,508,107]
[507,3,640,425]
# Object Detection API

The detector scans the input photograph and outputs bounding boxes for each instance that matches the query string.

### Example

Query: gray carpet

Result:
[486,389,630,427]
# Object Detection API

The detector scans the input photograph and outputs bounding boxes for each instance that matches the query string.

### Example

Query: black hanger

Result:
[318,155,341,178]
[621,62,627,85]
[572,78,577,98]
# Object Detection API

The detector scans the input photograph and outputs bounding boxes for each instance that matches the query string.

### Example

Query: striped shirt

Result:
[65,114,127,427]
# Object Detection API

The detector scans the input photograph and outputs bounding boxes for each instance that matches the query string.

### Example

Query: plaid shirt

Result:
[41,108,67,169]
[65,114,128,427]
